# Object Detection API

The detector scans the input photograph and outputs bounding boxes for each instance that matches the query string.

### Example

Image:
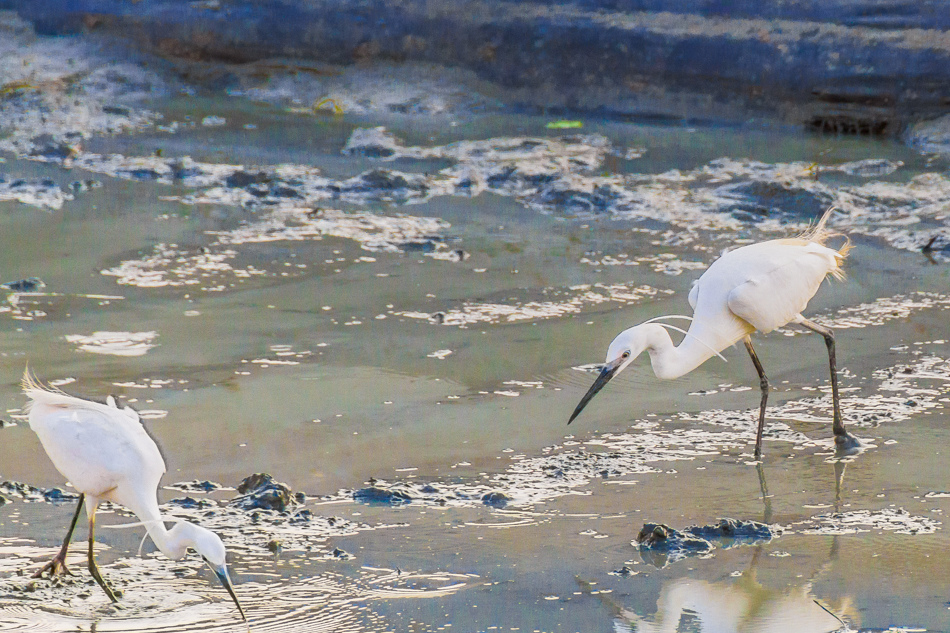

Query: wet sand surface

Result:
[1,12,950,632]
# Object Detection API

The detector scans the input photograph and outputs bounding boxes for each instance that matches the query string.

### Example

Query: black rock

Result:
[125,168,162,181]
[0,495,8,506]
[635,517,775,568]
[167,496,213,509]
[532,184,617,214]
[636,523,712,551]
[43,488,79,503]
[481,491,511,508]
[0,481,80,503]
[269,184,302,198]
[68,179,102,193]
[344,169,424,195]
[486,165,517,187]
[226,170,272,188]
[401,240,437,252]
[168,479,221,492]
[344,144,395,159]
[28,134,77,161]
[685,517,773,542]
[231,473,295,512]
[353,486,413,506]
[419,484,440,494]
[635,522,714,568]
[169,160,202,181]
[1,277,46,292]
[102,105,131,116]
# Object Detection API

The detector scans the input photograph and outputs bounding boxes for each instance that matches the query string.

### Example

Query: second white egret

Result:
[568,208,861,457]
[23,371,246,620]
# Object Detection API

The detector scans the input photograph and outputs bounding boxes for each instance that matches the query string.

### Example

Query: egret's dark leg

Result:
[743,337,770,459]
[33,493,84,578]
[86,507,119,603]
[797,318,861,451]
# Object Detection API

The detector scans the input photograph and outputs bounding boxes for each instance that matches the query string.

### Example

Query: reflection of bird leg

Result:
[797,319,860,450]
[743,462,773,578]
[33,493,85,578]
[755,462,773,524]
[86,503,119,603]
[833,460,847,513]
[743,337,770,459]
[805,462,848,592]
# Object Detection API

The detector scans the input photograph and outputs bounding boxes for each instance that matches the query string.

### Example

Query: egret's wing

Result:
[24,374,167,495]
[27,404,165,496]
[726,244,836,333]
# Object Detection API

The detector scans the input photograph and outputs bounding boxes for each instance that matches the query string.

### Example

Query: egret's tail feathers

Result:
[801,206,848,247]
[22,369,135,420]
[21,368,70,412]
[830,239,852,280]
[801,206,851,277]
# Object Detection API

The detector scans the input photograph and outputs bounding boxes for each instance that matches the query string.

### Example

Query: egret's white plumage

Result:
[569,208,860,456]
[23,371,245,620]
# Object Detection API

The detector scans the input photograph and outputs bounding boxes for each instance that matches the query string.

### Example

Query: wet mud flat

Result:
[0,11,950,633]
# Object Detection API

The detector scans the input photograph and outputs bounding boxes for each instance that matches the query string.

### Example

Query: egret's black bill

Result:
[213,566,247,622]
[568,361,621,424]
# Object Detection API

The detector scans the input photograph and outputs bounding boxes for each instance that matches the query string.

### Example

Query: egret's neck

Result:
[145,519,193,560]
[640,323,720,380]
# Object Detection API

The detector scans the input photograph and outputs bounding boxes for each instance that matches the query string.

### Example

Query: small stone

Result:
[1,277,46,292]
[353,486,413,505]
[231,473,295,512]
[481,491,511,509]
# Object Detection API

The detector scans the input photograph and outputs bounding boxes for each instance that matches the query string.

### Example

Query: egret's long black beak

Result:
[568,359,622,424]
[209,561,247,622]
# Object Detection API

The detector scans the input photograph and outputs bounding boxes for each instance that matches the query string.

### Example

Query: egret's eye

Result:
[620,350,631,360]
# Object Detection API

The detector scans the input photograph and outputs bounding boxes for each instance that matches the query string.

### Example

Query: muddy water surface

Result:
[1,14,950,633]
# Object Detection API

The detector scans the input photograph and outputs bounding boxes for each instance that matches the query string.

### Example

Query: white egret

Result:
[568,207,861,457]
[23,371,246,620]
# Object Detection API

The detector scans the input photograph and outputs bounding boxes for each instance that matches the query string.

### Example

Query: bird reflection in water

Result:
[612,462,856,632]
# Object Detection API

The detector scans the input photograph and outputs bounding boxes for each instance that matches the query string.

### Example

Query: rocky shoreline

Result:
[3,0,950,134]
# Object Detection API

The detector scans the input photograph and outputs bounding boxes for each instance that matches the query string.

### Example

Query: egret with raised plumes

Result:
[22,371,246,620]
[568,208,861,457]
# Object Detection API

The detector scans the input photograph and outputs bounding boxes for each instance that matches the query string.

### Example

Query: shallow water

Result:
[1,15,950,633]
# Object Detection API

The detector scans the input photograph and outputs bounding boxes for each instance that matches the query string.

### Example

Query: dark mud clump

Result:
[0,481,79,503]
[0,277,46,292]
[481,491,511,508]
[166,479,223,492]
[635,518,775,568]
[167,496,214,509]
[685,517,773,542]
[353,485,413,506]
[609,565,638,577]
[230,473,297,512]
[636,523,714,563]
